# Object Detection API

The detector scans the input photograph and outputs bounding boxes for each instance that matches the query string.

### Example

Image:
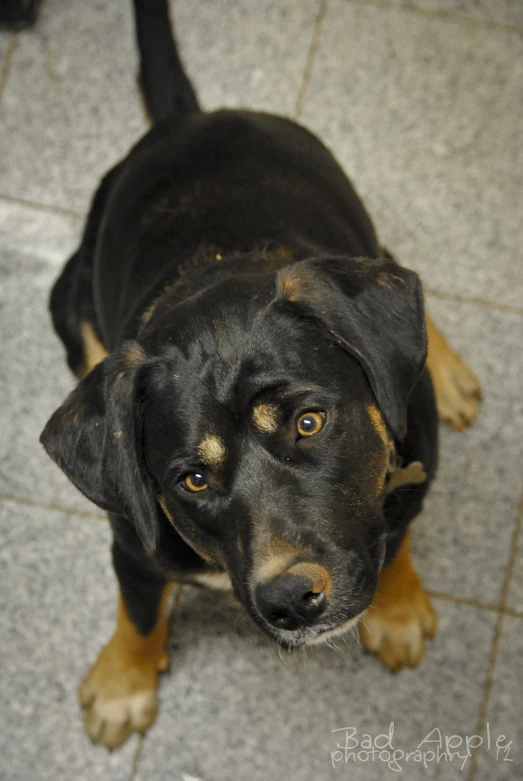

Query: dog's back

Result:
[73,1,381,348]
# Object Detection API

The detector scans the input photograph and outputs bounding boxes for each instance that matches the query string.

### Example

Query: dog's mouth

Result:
[263,611,366,650]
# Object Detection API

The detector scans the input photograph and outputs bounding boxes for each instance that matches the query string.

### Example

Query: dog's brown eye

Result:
[182,473,208,492]
[296,411,326,437]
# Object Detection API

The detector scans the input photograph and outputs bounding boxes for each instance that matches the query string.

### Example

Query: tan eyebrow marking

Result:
[252,402,279,433]
[198,434,226,467]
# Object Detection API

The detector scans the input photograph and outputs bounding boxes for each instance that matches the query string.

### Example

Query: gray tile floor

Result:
[0,1,521,780]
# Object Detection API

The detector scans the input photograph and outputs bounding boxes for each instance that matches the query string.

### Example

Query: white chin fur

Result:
[306,612,364,646]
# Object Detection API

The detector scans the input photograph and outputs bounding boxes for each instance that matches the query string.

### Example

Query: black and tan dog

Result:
[40,0,481,750]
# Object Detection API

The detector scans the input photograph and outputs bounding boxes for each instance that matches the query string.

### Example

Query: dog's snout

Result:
[254,563,330,631]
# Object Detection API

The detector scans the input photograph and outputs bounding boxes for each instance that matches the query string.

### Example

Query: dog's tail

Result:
[133,0,200,122]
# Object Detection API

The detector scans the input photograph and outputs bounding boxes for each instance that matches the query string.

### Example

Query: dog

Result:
[40,0,481,750]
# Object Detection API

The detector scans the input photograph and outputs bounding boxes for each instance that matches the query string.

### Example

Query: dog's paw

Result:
[359,581,437,672]
[433,347,482,432]
[426,322,482,432]
[78,639,167,749]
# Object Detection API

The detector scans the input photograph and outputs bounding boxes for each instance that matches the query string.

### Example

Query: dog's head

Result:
[41,256,426,647]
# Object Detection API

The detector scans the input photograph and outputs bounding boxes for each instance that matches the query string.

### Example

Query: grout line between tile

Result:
[428,590,523,619]
[503,606,523,619]
[294,0,328,119]
[427,589,523,618]
[347,0,523,36]
[0,192,86,219]
[466,491,522,781]
[425,287,523,316]
[0,492,105,520]
[427,590,501,614]
[0,33,18,98]
[128,584,184,781]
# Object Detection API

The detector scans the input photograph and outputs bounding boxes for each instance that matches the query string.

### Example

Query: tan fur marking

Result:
[159,496,174,526]
[426,315,482,431]
[78,584,173,749]
[80,321,109,376]
[366,402,388,447]
[120,340,146,371]
[359,532,437,671]
[190,572,233,590]
[278,268,302,301]
[256,553,296,584]
[287,562,332,601]
[386,461,427,493]
[365,402,391,491]
[159,497,218,564]
[140,299,159,329]
[198,434,226,467]
[277,266,316,302]
[252,402,279,433]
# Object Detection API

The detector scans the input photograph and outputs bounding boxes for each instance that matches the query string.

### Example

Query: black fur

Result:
[40,0,438,645]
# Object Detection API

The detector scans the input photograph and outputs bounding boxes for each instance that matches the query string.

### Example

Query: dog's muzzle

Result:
[254,561,331,632]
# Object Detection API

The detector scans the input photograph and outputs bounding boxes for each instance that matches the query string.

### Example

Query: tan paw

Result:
[426,318,482,432]
[432,349,481,432]
[359,567,437,672]
[78,639,166,749]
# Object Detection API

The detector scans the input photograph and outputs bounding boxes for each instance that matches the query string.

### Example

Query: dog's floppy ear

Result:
[276,256,427,440]
[40,341,160,551]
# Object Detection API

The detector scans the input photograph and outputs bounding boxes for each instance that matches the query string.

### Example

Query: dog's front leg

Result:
[359,532,437,671]
[78,541,173,749]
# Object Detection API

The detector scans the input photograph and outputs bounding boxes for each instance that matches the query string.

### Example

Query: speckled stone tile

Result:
[0,30,12,62]
[300,0,523,308]
[0,498,136,781]
[411,297,523,604]
[475,616,523,781]
[173,0,319,111]
[0,0,319,214]
[0,201,104,514]
[507,529,523,614]
[0,0,145,215]
[135,586,494,781]
[386,0,523,29]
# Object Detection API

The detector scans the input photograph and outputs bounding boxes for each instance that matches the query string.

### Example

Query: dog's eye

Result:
[182,473,208,492]
[296,411,326,437]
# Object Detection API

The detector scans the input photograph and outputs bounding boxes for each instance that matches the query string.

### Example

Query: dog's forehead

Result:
[150,274,322,392]
[143,272,375,456]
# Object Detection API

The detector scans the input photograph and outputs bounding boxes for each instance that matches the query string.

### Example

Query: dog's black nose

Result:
[254,566,329,631]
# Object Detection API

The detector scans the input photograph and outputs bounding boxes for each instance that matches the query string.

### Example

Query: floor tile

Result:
[0,498,136,781]
[0,0,319,214]
[411,297,523,604]
[386,0,523,29]
[0,30,12,65]
[0,202,104,514]
[475,616,523,780]
[174,0,319,112]
[136,586,494,781]
[0,0,146,215]
[301,1,523,307]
